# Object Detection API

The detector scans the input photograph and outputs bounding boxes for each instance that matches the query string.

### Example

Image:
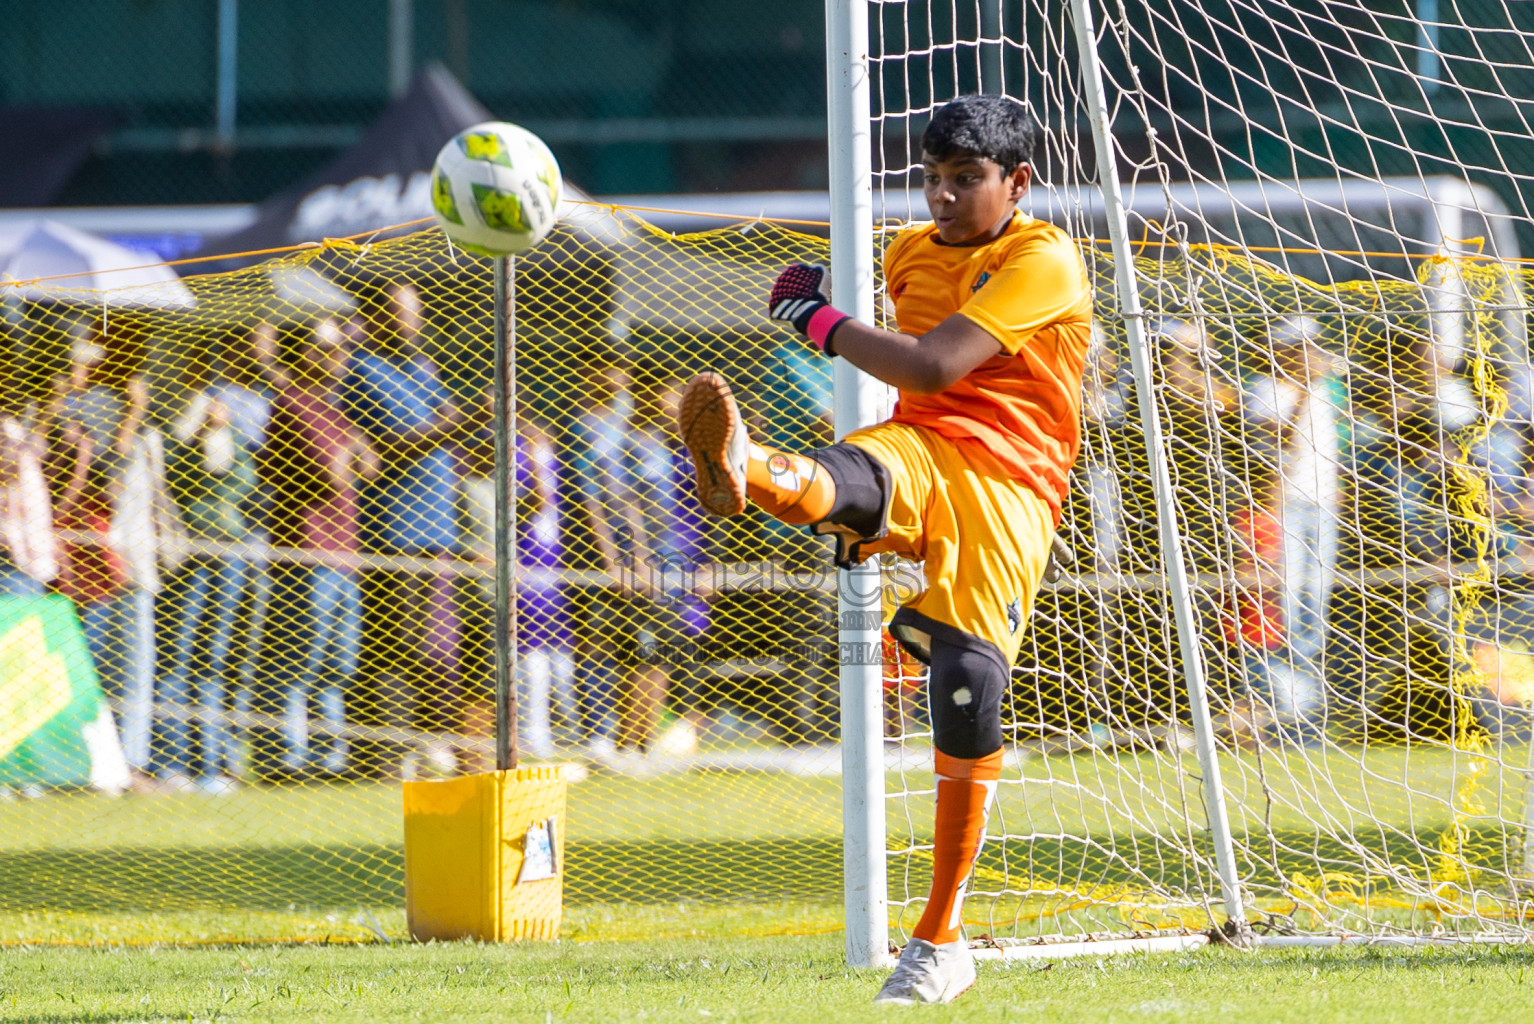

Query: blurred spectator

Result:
[254,318,376,780]
[1143,316,1269,742]
[516,407,577,758]
[565,352,636,757]
[215,322,285,446]
[1155,316,1240,554]
[1450,354,1529,739]
[758,337,834,457]
[755,339,834,562]
[0,388,58,596]
[1223,501,1285,747]
[42,329,169,782]
[152,347,265,794]
[213,321,288,709]
[1482,362,1534,561]
[1081,321,1131,575]
[1349,326,1478,571]
[460,401,572,763]
[341,279,470,777]
[1346,325,1495,738]
[1077,322,1134,701]
[455,405,497,773]
[1468,361,1534,742]
[1239,314,1347,739]
[753,339,840,743]
[620,374,711,756]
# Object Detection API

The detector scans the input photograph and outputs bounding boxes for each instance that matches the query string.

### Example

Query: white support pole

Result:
[1067,0,1249,937]
[826,0,890,970]
[215,0,239,146]
[979,1,1003,95]
[1416,0,1442,96]
[388,0,415,98]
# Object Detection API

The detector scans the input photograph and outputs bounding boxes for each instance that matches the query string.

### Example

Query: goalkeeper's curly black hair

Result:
[921,95,1037,173]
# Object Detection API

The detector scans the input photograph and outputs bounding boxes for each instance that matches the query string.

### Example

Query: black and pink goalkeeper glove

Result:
[768,263,851,355]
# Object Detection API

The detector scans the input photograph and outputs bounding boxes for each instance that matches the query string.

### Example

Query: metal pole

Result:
[1067,0,1249,936]
[388,0,414,98]
[493,255,520,771]
[826,0,890,970]
[216,0,239,146]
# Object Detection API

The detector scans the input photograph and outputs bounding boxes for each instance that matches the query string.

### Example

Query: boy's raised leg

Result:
[678,372,836,523]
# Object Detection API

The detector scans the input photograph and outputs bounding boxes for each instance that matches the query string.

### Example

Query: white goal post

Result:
[831,0,1534,960]
[826,0,893,971]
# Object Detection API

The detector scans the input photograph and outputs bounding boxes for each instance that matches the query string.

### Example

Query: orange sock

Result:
[744,442,836,525]
[911,749,1003,945]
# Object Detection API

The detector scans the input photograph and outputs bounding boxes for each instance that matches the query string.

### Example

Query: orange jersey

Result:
[882,210,1093,518]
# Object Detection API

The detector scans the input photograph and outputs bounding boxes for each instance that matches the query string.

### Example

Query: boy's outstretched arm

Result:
[825,315,1000,395]
[768,263,999,395]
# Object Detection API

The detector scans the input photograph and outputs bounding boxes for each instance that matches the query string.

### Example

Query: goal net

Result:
[4,0,1534,954]
[870,0,1534,945]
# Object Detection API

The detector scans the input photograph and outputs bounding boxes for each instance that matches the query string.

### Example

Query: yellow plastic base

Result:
[402,766,568,941]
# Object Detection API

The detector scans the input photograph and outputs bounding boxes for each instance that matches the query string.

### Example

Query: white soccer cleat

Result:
[872,938,977,1005]
[678,371,749,517]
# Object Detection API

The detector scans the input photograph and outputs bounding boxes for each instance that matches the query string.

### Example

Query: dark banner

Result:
[197,64,492,259]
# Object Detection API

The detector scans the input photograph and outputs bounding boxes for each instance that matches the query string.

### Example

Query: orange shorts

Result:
[844,420,1054,664]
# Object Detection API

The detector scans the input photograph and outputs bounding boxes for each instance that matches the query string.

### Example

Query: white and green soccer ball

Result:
[430,121,562,256]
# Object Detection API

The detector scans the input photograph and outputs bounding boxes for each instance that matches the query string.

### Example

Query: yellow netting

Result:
[1,208,1533,945]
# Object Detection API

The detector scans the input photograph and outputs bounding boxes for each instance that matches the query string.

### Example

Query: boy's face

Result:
[299,319,349,384]
[370,282,424,357]
[387,283,424,339]
[590,365,630,406]
[922,150,1031,245]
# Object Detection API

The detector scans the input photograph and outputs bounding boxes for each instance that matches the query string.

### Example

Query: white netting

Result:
[871,0,1534,941]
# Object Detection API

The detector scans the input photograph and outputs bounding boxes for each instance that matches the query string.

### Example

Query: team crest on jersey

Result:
[971,271,991,293]
[1006,597,1023,635]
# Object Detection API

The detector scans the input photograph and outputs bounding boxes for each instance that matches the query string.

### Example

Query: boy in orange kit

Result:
[679,95,1092,1004]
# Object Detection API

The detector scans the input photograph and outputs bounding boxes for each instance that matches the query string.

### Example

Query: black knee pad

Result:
[806,442,893,569]
[927,632,1009,760]
[809,442,891,539]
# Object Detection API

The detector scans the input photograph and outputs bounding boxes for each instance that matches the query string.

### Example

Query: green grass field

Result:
[1,744,1528,945]
[0,770,849,944]
[5,935,1532,1023]
[2,746,1532,1020]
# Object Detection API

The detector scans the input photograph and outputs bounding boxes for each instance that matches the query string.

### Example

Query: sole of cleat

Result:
[945,977,975,1004]
[679,371,747,517]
